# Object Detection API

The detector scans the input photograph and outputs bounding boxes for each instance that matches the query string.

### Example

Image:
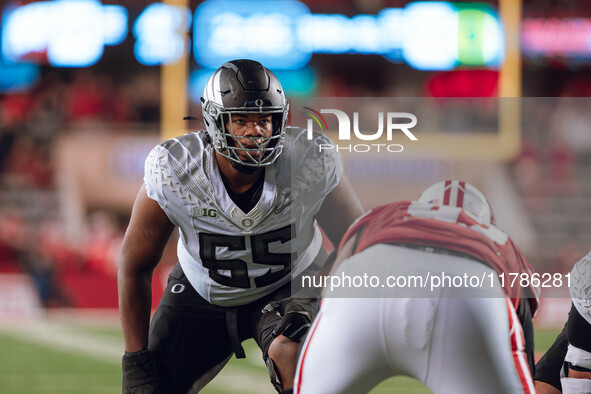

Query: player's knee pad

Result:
[565,344,591,372]
[265,356,284,394]
[560,377,591,394]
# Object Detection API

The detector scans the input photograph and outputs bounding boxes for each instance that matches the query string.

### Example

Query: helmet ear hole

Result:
[271,113,284,136]
[217,114,229,133]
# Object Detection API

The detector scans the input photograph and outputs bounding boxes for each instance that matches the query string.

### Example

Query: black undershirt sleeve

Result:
[518,297,536,375]
[567,302,591,353]
[534,320,569,390]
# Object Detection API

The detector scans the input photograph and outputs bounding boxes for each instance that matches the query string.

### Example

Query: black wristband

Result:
[567,362,591,373]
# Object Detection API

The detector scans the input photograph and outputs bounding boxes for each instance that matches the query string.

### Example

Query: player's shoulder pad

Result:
[144,131,211,203]
[283,126,341,169]
[283,126,336,154]
[281,127,342,189]
[570,251,591,325]
[146,131,209,171]
[160,131,209,157]
[571,251,591,299]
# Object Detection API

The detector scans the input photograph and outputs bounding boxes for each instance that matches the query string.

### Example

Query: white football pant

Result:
[295,245,534,394]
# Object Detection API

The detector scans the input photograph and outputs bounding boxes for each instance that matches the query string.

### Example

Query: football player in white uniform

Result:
[118,59,363,393]
[295,180,538,394]
[535,252,591,394]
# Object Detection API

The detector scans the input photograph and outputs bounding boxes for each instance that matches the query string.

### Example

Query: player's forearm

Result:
[316,175,364,247]
[118,265,154,352]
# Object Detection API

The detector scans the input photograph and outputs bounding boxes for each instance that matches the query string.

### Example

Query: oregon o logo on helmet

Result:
[304,108,417,152]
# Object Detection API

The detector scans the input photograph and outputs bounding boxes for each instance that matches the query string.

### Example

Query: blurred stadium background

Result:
[0,0,590,392]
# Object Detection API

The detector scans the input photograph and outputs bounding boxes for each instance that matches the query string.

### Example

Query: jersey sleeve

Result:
[143,144,180,226]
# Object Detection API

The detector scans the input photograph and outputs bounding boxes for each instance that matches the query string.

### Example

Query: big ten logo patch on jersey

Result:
[192,206,218,218]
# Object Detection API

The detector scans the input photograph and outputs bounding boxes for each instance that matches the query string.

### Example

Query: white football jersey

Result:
[144,127,342,306]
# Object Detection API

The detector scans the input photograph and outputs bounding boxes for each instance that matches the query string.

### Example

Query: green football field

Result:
[0,317,561,394]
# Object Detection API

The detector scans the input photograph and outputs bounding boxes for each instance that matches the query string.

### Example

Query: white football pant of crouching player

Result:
[295,180,539,394]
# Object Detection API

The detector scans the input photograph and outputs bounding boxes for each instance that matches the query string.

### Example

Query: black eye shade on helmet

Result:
[201,59,289,167]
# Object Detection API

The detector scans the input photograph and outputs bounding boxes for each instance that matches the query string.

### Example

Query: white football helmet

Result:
[417,180,496,225]
[201,59,289,168]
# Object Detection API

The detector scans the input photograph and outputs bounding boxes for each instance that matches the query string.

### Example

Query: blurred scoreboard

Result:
[0,0,505,93]
[1,0,504,69]
[2,1,590,96]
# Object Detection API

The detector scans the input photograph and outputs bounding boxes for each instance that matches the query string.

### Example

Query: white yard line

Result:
[2,320,123,363]
[205,365,272,393]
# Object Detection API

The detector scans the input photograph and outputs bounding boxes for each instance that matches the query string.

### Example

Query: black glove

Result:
[122,349,163,394]
[262,298,318,343]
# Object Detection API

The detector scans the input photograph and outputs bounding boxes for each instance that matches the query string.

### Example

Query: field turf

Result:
[0,319,561,394]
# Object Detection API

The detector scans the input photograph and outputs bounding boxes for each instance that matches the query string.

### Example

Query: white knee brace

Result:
[565,344,591,370]
[561,344,591,394]
[560,377,591,394]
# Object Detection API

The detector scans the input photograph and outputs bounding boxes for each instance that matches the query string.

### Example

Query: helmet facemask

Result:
[203,102,289,167]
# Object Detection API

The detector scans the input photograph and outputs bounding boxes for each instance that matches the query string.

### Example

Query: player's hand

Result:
[262,298,318,343]
[122,349,163,394]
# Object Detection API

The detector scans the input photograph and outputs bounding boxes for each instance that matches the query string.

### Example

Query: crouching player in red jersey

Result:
[295,180,540,394]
